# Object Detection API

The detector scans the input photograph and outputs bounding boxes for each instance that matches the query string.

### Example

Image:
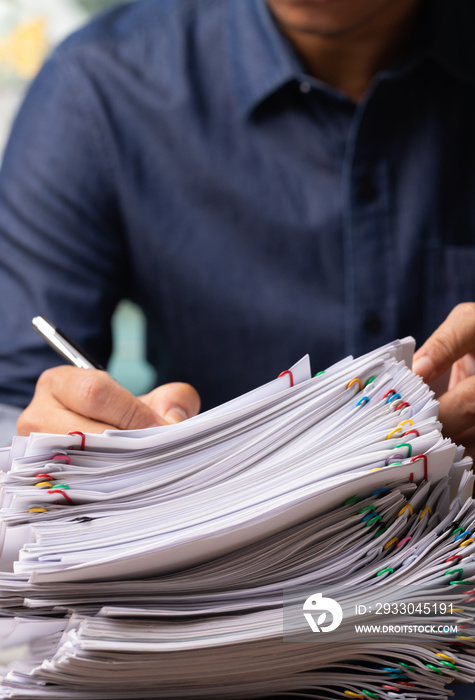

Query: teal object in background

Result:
[107,300,156,396]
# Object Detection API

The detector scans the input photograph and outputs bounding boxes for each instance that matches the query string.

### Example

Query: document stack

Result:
[1,338,474,699]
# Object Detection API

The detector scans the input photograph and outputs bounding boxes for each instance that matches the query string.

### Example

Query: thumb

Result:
[139,382,201,424]
[413,303,475,383]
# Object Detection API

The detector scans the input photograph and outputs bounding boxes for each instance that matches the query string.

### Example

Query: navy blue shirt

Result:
[1,0,475,413]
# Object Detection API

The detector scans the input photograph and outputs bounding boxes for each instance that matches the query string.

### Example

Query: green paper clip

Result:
[393,442,412,457]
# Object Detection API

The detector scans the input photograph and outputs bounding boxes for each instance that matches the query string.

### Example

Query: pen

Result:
[32,316,105,371]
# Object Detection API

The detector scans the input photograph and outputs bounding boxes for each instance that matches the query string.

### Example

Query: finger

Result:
[437,374,475,438]
[140,382,201,423]
[413,302,475,382]
[35,366,166,430]
[17,402,118,436]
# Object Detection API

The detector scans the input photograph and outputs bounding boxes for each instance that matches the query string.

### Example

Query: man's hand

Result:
[413,302,475,457]
[17,366,201,436]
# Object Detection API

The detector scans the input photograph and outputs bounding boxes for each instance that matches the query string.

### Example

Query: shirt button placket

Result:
[343,117,395,356]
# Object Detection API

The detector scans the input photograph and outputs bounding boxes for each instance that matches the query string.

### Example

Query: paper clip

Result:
[68,431,86,450]
[344,692,364,699]
[436,653,456,664]
[35,481,53,489]
[399,662,415,672]
[398,504,413,517]
[425,664,443,675]
[47,489,74,505]
[455,530,472,542]
[445,555,463,564]
[410,454,428,481]
[365,376,377,387]
[277,370,294,387]
[384,537,399,551]
[397,536,412,548]
[387,393,402,404]
[383,389,396,400]
[371,488,388,497]
[347,377,363,392]
[459,538,475,549]
[344,496,360,506]
[374,525,388,538]
[395,402,411,412]
[438,660,458,670]
[376,567,394,577]
[52,455,71,464]
[419,506,432,521]
[35,473,54,481]
[402,429,420,438]
[386,427,403,440]
[393,442,412,457]
[445,568,463,579]
[452,526,465,537]
[356,396,370,407]
[398,419,414,428]
[385,453,404,466]
[386,420,414,440]
[28,507,47,514]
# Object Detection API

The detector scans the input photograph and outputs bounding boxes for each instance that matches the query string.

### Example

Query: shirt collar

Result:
[227,0,475,120]
[227,0,302,119]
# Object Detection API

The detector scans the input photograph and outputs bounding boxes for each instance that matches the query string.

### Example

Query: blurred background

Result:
[0,0,155,398]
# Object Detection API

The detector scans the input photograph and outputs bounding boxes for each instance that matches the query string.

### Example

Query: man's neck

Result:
[268,0,422,102]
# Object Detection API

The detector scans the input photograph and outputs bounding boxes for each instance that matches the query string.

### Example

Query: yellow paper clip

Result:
[347,378,363,391]
[398,504,413,518]
[386,427,403,440]
[419,506,433,521]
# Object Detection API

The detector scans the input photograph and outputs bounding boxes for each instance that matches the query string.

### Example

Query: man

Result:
[0,0,472,453]
[0,2,474,695]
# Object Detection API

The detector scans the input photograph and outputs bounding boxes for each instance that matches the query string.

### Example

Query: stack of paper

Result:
[0,338,474,699]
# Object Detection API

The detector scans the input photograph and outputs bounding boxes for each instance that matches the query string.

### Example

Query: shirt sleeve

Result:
[0,49,128,409]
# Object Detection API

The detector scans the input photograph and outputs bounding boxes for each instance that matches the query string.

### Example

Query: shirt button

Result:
[357,173,378,203]
[363,311,383,334]
[299,81,311,94]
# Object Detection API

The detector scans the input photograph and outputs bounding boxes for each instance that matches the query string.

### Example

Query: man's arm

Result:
[0,48,200,435]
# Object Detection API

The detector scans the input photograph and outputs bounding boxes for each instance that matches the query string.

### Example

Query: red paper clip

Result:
[68,431,86,450]
[410,454,428,481]
[47,489,74,505]
[402,429,420,438]
[52,455,71,464]
[383,389,396,400]
[277,370,294,387]
[445,555,463,564]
